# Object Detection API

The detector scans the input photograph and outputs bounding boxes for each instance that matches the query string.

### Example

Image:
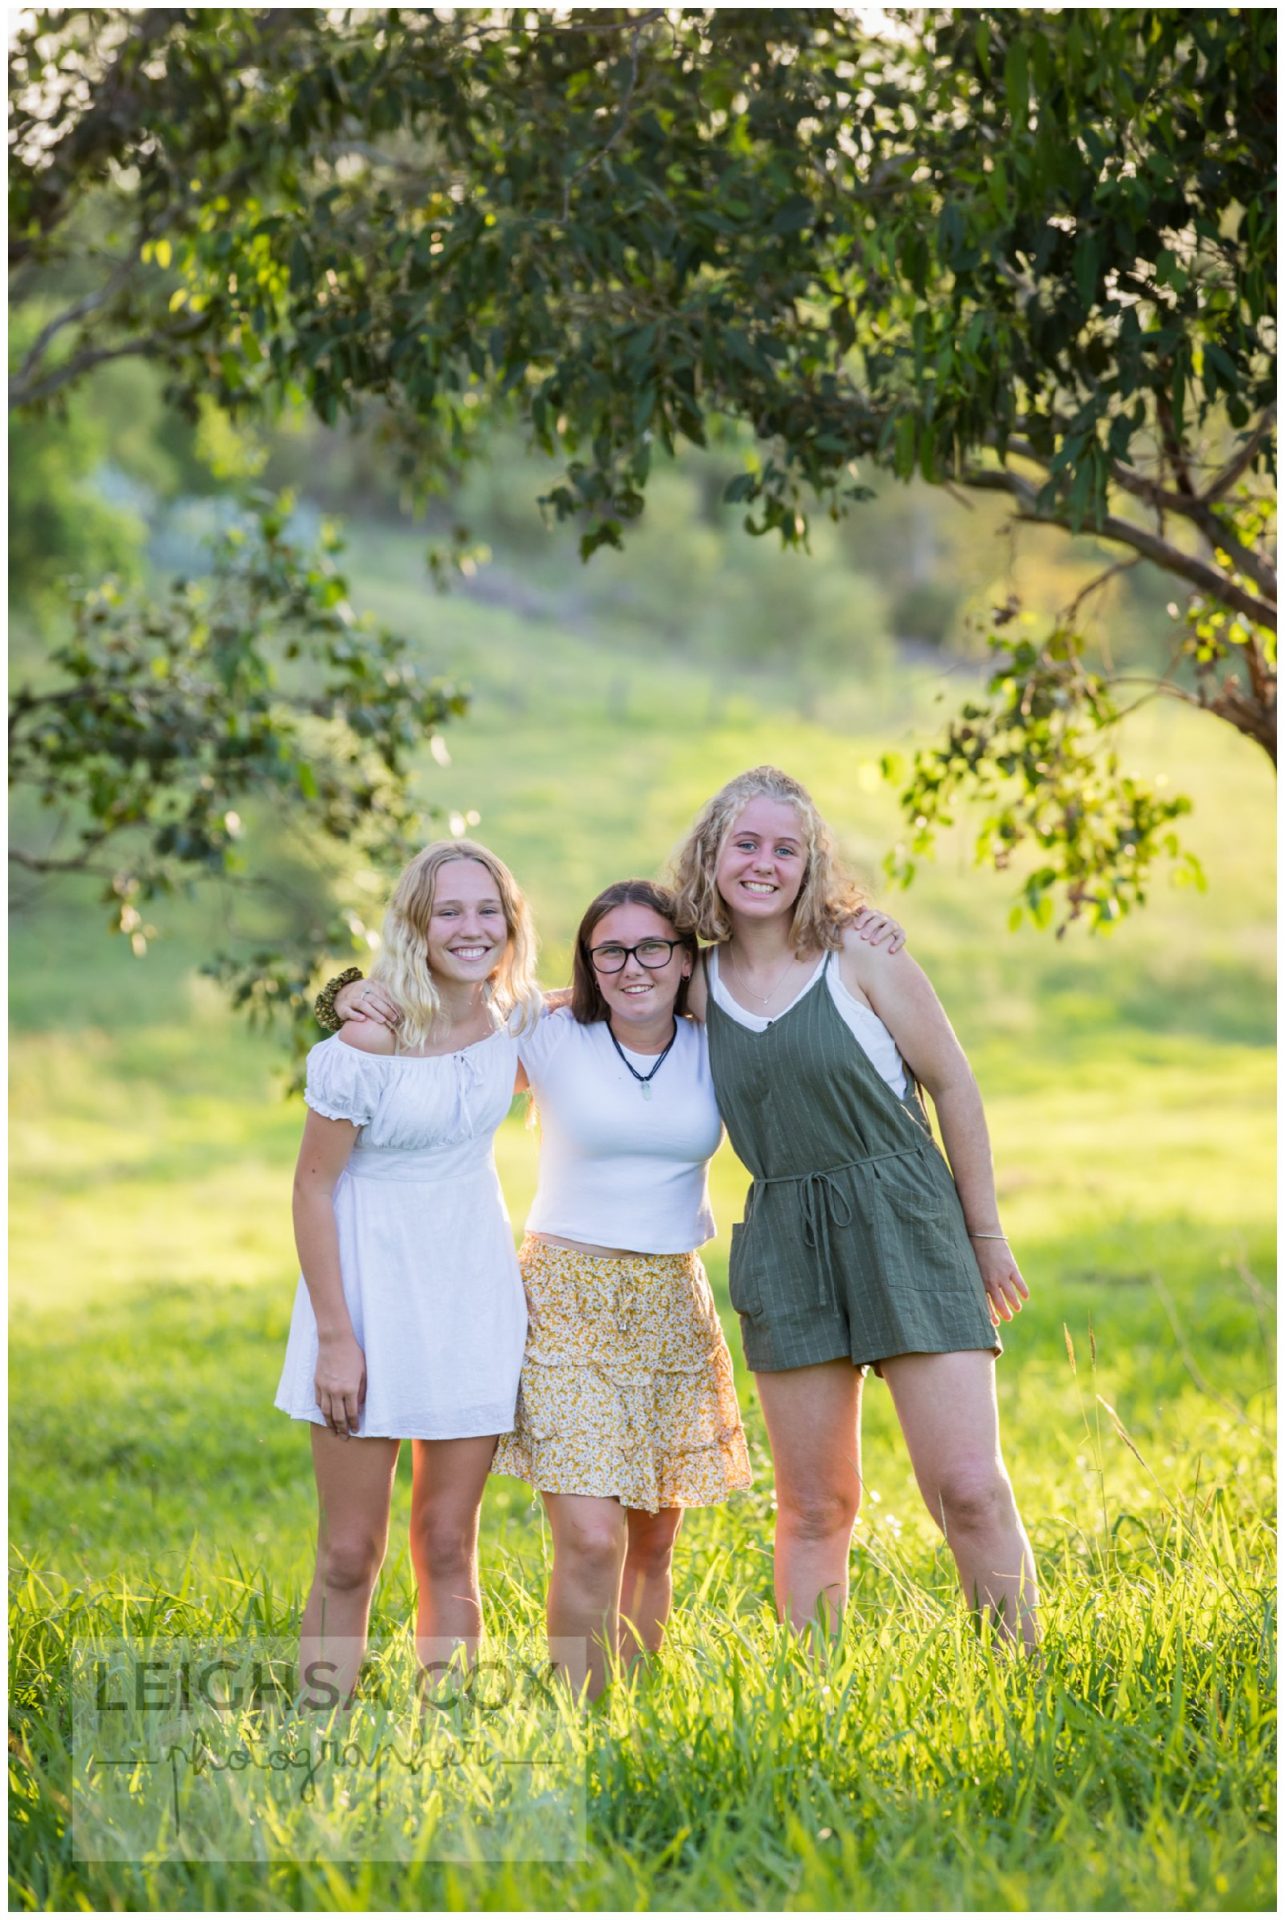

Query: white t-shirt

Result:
[708,948,909,1097]
[519,1009,722,1253]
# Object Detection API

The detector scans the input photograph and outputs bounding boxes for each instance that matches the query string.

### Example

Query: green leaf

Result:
[1074,231,1099,308]
[769,196,813,236]
[580,521,623,561]
[1005,38,1029,126]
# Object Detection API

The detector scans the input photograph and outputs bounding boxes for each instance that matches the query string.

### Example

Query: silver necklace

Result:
[725,945,802,1007]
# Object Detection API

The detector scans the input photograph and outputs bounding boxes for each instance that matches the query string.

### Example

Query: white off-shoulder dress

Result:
[274,1029,527,1440]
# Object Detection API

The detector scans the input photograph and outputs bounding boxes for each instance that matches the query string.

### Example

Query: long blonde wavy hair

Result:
[370,839,542,1049]
[668,766,865,950]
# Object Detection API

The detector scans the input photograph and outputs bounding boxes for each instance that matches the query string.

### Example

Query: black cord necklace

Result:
[606,1019,677,1099]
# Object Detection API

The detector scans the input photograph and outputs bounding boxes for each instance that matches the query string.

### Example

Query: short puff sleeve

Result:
[516,1006,574,1088]
[303,1038,379,1127]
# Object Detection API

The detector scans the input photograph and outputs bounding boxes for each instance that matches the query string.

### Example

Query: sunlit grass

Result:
[9,1377,1275,1910]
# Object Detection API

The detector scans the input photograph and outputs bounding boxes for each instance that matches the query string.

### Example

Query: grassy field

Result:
[9,528,1276,1910]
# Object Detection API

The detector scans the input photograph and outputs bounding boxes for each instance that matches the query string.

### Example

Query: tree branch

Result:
[8,814,118,872]
[9,259,140,399]
[1109,460,1278,601]
[998,435,1053,473]
[1192,662,1277,763]
[1156,388,1196,499]
[1065,555,1143,623]
[1201,404,1277,504]
[1003,430,1275,599]
[962,464,1278,631]
[8,314,209,410]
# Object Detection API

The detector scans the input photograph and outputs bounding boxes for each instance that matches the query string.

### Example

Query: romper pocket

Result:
[727,1222,763,1318]
[869,1169,974,1296]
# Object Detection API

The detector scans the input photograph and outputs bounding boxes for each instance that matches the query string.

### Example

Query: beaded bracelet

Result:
[314,966,364,1032]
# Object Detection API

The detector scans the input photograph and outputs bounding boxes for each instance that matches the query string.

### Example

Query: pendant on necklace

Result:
[641,1082,653,1100]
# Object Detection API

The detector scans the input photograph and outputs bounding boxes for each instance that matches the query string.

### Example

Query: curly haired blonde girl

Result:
[667,766,865,950]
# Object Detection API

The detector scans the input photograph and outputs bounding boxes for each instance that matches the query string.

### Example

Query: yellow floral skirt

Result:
[492,1237,752,1514]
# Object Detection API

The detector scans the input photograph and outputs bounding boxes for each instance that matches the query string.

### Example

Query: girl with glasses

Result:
[332,881,749,1695]
[492,880,750,1698]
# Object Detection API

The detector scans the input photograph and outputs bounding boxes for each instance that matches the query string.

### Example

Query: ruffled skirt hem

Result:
[490,1239,752,1513]
[493,1422,751,1513]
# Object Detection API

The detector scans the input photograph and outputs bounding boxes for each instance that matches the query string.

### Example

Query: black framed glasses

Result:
[589,939,683,974]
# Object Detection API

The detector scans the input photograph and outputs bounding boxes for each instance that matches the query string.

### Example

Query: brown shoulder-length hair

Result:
[667,765,865,950]
[570,880,697,1025]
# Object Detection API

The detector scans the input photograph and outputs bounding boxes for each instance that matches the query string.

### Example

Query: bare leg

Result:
[756,1360,864,1632]
[299,1427,400,1706]
[408,1435,498,1669]
[542,1493,628,1699]
[618,1507,684,1664]
[881,1349,1039,1650]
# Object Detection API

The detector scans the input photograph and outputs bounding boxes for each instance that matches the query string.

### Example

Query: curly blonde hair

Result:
[667,767,865,950]
[370,839,542,1049]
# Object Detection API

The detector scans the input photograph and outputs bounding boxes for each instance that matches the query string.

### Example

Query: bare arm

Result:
[325,910,904,1030]
[292,1024,393,1432]
[840,934,1028,1322]
[332,977,574,1030]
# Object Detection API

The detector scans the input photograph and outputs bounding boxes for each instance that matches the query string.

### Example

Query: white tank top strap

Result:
[711,943,907,1097]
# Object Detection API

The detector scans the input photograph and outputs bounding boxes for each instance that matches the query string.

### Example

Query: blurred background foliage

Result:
[9,328,1272,1056]
[9,6,1274,1044]
[10,340,1213,1030]
[11,347,1189,674]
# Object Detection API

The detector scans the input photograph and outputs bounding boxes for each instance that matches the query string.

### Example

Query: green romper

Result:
[705,952,1001,1374]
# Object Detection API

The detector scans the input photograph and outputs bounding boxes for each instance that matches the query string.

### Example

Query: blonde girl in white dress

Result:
[276,839,541,1704]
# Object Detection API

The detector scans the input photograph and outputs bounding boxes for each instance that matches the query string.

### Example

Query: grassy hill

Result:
[9,522,1275,1911]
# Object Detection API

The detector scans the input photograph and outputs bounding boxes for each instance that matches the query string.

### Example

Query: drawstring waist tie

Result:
[749,1145,924,1307]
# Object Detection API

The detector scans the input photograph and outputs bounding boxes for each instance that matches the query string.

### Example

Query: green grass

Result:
[9,524,1276,1910]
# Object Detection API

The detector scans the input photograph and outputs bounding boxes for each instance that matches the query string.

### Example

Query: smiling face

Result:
[586,902,691,1033]
[425,858,511,986]
[715,797,809,922]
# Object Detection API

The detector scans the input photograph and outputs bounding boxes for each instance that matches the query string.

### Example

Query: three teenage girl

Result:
[281,768,1037,1698]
